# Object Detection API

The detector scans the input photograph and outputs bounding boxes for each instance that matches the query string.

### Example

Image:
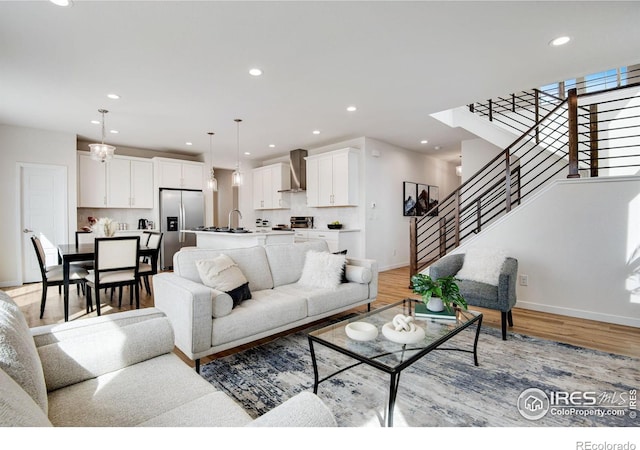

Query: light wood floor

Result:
[5,266,640,367]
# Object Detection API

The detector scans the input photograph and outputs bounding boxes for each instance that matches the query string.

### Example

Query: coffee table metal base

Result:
[308,313,482,427]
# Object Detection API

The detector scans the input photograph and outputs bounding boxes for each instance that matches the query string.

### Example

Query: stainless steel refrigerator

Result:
[159,188,204,270]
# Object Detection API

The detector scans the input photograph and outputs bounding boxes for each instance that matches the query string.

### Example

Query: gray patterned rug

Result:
[200,321,639,427]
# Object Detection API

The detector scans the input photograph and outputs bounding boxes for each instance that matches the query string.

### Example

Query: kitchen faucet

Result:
[228,209,242,230]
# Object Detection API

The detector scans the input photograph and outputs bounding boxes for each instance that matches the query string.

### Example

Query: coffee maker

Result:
[138,219,149,230]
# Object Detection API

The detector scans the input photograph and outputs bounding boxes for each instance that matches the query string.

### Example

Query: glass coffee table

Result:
[307,298,483,427]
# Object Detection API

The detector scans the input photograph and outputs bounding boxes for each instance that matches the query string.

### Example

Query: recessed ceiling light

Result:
[312,130,321,135]
[268,144,276,148]
[185,142,193,146]
[549,36,571,47]
[249,68,263,76]
[434,146,441,150]
[107,93,120,100]
[346,106,357,112]
[90,120,100,125]
[244,152,251,156]
[50,0,72,6]
[109,130,119,134]
[420,140,428,144]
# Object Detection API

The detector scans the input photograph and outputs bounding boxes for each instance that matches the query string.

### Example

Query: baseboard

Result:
[379,262,409,272]
[517,300,640,328]
[0,280,21,288]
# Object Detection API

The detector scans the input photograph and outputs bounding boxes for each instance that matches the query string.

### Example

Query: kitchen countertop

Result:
[183,229,294,236]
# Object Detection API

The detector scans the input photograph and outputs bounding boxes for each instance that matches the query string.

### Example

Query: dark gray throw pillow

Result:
[226,282,252,308]
[333,249,348,283]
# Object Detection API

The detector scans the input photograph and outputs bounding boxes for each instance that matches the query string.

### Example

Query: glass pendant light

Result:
[206,132,218,191]
[89,109,115,163]
[231,119,243,187]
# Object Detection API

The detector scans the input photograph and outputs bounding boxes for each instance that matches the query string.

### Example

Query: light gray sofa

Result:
[0,290,336,427]
[153,240,378,370]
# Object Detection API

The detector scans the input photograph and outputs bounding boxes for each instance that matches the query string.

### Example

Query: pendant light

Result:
[89,109,116,163]
[231,119,243,187]
[206,132,218,191]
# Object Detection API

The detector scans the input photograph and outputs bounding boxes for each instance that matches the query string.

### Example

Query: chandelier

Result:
[89,109,115,163]
[232,119,243,187]
[206,132,218,191]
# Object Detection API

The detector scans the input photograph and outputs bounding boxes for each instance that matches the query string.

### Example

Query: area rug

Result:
[200,322,639,427]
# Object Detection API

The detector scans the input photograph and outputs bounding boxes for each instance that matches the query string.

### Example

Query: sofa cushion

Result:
[0,291,48,414]
[264,240,328,287]
[275,282,370,317]
[136,391,252,427]
[456,247,506,286]
[0,368,52,427]
[211,289,307,347]
[47,353,218,427]
[174,246,274,291]
[298,250,346,290]
[38,316,175,392]
[196,255,252,307]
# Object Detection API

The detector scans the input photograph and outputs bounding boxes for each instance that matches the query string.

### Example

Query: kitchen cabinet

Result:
[154,158,204,190]
[252,163,290,210]
[78,153,153,208]
[294,229,360,255]
[305,147,359,207]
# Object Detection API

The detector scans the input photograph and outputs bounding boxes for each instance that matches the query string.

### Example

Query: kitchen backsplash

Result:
[255,193,360,229]
[77,208,156,231]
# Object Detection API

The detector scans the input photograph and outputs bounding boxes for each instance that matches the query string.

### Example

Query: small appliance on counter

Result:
[138,219,149,230]
[290,216,314,229]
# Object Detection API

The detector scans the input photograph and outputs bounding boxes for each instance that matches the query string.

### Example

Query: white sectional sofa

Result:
[153,241,378,370]
[0,290,336,427]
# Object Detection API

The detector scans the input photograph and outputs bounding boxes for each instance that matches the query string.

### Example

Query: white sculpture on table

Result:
[382,314,425,344]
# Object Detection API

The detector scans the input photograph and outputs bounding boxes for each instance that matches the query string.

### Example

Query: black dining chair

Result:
[138,232,163,295]
[85,236,140,316]
[31,235,88,319]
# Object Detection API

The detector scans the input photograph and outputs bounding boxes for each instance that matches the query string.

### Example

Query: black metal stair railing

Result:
[410,77,640,282]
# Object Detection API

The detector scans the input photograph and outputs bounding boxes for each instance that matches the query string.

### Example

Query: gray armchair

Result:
[429,253,518,340]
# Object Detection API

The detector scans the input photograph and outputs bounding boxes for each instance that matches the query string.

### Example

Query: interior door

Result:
[21,164,67,283]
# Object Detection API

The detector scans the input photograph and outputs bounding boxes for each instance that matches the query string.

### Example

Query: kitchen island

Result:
[184,229,295,249]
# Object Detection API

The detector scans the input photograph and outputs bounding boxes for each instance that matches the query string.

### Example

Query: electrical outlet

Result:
[519,274,528,286]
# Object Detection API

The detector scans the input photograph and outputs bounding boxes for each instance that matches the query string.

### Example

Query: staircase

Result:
[410,67,640,280]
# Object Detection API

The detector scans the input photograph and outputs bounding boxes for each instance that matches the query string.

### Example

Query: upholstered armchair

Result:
[428,250,518,340]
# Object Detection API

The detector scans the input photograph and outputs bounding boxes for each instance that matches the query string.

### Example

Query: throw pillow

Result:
[333,249,348,283]
[455,247,507,286]
[298,250,346,290]
[196,255,252,307]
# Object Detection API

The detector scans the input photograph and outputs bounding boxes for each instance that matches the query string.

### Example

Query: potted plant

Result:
[410,273,467,313]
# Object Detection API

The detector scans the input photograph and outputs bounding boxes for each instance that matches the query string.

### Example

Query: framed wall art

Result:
[403,181,439,216]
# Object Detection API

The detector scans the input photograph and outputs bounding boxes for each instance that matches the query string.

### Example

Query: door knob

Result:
[23,228,33,233]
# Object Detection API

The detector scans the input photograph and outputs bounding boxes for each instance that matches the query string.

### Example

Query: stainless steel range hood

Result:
[278,149,307,192]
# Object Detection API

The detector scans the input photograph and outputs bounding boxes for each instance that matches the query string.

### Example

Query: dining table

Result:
[57,243,156,322]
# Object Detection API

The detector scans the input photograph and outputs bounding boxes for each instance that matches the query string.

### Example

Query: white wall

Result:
[363,137,459,270]
[436,176,640,327]
[0,124,77,286]
[461,138,503,183]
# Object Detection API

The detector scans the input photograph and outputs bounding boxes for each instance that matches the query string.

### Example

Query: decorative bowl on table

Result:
[327,223,343,229]
[345,321,378,341]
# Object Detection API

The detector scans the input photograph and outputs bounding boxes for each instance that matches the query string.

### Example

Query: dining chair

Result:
[85,236,140,316]
[31,235,88,319]
[74,231,96,277]
[138,232,163,295]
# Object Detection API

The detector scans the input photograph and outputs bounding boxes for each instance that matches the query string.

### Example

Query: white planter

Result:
[426,297,444,312]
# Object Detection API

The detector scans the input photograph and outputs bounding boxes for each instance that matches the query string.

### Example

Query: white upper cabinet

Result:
[78,153,108,208]
[154,158,204,190]
[305,147,359,207]
[252,163,290,210]
[78,154,154,208]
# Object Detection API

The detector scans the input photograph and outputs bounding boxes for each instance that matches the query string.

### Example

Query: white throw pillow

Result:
[195,254,248,292]
[298,250,346,290]
[455,247,507,286]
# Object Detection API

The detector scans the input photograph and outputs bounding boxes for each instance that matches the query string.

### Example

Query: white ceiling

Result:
[1,1,639,167]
